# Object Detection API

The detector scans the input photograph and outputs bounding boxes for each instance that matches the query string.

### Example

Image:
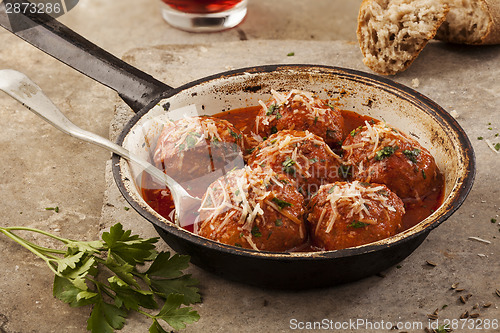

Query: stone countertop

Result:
[0,1,499,332]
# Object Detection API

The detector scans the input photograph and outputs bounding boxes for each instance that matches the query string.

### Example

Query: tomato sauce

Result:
[141,106,445,245]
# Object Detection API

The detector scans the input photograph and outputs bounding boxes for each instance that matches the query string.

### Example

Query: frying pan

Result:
[0,3,475,289]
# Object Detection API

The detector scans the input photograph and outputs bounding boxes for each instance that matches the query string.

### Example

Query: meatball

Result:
[197,166,307,252]
[307,181,405,251]
[247,130,343,198]
[342,121,439,202]
[255,89,344,147]
[153,116,244,196]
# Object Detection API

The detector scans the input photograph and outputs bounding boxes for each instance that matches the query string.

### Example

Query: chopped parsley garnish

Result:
[403,148,421,163]
[377,189,389,196]
[271,197,292,209]
[328,185,338,194]
[326,129,337,138]
[348,221,369,228]
[495,143,500,151]
[309,157,318,164]
[229,129,242,140]
[251,226,262,238]
[282,157,296,175]
[179,132,201,151]
[266,104,279,116]
[275,111,282,120]
[287,52,295,56]
[270,126,278,134]
[314,116,318,125]
[338,165,352,179]
[478,137,484,140]
[275,219,283,226]
[422,170,427,179]
[350,129,357,137]
[45,206,59,213]
[375,146,398,161]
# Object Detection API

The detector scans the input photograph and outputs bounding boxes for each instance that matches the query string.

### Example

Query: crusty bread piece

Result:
[357,0,449,75]
[435,0,500,45]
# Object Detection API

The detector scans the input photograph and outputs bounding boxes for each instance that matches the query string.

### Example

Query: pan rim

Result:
[111,64,476,261]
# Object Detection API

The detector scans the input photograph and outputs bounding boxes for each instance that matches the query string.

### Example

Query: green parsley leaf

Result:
[282,156,296,175]
[147,252,190,279]
[147,252,201,305]
[108,276,157,311]
[375,146,398,160]
[229,129,242,140]
[149,319,170,333]
[403,148,420,163]
[435,324,451,333]
[328,185,338,194]
[87,299,127,333]
[338,165,352,179]
[251,226,262,238]
[0,223,200,332]
[275,219,283,226]
[326,129,337,138]
[53,275,97,307]
[102,223,159,265]
[271,197,293,209]
[287,52,295,56]
[151,294,200,331]
[266,104,279,116]
[150,275,201,306]
[348,221,370,228]
[55,252,86,274]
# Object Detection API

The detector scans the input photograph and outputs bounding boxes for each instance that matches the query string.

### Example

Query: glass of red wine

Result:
[161,0,248,32]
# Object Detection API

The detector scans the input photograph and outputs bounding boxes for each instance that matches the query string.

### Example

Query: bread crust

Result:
[357,0,449,75]
[436,0,500,45]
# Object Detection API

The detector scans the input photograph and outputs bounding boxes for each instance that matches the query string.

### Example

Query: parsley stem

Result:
[86,277,116,300]
[137,309,155,319]
[0,228,59,276]
[0,226,72,244]
[0,227,68,255]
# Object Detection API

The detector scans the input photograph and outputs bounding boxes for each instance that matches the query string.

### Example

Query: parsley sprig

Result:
[0,223,200,332]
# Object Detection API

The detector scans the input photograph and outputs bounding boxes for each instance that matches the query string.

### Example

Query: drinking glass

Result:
[161,0,248,32]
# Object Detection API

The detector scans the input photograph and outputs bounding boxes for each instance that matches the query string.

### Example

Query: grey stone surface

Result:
[0,0,499,332]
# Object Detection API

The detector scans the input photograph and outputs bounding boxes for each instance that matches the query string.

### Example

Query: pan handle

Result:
[0,0,173,112]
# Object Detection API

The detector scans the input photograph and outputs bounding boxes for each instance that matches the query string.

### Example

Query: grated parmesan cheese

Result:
[198,166,298,237]
[313,181,402,235]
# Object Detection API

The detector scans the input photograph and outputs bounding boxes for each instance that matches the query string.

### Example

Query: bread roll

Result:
[357,0,449,75]
[435,0,500,45]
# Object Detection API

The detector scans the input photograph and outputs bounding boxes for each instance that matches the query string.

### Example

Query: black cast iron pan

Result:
[0,2,475,289]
